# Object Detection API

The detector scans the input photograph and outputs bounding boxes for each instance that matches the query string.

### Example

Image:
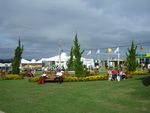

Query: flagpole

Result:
[114,47,120,69]
[97,49,100,70]
[108,52,109,69]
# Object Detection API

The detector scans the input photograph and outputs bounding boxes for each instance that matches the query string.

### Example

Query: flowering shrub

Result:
[29,77,40,82]
[128,71,147,75]
[5,74,21,80]
[64,75,108,82]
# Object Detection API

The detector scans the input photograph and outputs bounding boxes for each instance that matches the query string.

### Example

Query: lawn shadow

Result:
[137,75,150,86]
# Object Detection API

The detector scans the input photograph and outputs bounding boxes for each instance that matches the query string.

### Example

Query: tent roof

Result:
[42,52,69,62]
[21,59,30,63]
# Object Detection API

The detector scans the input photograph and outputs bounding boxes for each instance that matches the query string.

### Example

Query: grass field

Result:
[0,75,150,113]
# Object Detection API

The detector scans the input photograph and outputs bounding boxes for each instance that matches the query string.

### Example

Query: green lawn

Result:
[0,75,150,113]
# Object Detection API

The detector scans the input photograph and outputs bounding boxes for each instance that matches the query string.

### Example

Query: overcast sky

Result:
[0,0,150,59]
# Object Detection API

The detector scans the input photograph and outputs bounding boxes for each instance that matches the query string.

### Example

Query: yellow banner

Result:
[107,48,112,53]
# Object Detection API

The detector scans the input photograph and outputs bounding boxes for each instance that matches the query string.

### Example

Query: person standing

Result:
[148,63,150,75]
[107,68,112,81]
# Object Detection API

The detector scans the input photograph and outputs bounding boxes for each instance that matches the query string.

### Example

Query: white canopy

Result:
[42,52,69,62]
[21,59,42,64]
[21,59,30,64]
[0,63,11,67]
[21,52,95,68]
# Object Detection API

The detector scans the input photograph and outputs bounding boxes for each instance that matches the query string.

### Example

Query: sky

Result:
[0,0,150,60]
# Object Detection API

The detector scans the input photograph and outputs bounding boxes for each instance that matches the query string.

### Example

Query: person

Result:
[39,72,47,84]
[148,63,150,75]
[120,69,126,80]
[111,68,118,81]
[107,68,112,81]
[27,70,34,77]
[55,69,63,84]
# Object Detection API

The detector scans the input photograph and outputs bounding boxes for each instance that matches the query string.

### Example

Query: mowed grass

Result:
[0,75,150,113]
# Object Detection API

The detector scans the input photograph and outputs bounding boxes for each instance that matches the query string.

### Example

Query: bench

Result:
[45,74,65,83]
[45,75,56,82]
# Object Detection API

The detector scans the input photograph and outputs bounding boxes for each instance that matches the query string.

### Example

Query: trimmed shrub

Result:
[5,74,21,80]
[29,77,40,82]
[64,75,108,82]
[128,71,147,75]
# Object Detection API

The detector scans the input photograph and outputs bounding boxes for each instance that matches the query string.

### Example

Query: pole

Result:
[108,53,109,68]
[99,53,100,71]
[59,50,63,69]
[117,53,120,69]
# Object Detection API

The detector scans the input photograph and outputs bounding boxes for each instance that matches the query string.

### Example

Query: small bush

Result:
[29,77,40,82]
[64,75,108,82]
[5,74,21,80]
[128,71,147,75]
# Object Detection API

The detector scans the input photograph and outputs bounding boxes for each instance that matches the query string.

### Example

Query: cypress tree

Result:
[12,39,23,74]
[126,41,138,71]
[73,33,85,77]
[67,47,74,71]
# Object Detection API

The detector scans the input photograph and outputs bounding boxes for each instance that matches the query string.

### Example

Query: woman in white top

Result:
[55,70,63,83]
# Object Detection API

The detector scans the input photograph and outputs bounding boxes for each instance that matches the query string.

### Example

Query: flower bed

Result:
[64,75,108,82]
[127,71,148,75]
[28,77,40,82]
[5,74,22,80]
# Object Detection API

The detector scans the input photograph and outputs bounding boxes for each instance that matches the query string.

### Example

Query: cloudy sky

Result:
[0,0,150,59]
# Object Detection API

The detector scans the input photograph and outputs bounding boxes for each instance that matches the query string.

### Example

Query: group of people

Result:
[38,69,64,84]
[27,70,36,77]
[107,68,126,81]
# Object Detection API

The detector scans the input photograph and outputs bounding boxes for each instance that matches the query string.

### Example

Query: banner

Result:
[96,49,100,54]
[107,48,112,53]
[87,50,91,55]
[114,47,119,53]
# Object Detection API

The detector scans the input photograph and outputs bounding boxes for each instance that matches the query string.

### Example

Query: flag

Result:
[96,49,100,54]
[87,50,91,55]
[114,47,119,53]
[107,48,112,53]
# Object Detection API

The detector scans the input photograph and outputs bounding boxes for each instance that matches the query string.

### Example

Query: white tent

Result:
[43,52,69,62]
[0,63,11,68]
[81,57,95,69]
[41,52,95,69]
[21,52,95,70]
[21,59,30,64]
[41,52,69,69]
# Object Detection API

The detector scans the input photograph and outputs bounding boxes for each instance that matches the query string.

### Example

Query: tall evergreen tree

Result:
[73,33,85,77]
[12,39,23,74]
[67,47,74,71]
[126,41,138,71]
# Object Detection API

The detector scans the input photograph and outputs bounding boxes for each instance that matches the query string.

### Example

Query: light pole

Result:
[59,50,63,69]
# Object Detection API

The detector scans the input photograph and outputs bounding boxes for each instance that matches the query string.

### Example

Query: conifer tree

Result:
[126,41,138,71]
[12,39,23,74]
[67,47,74,71]
[73,33,85,77]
